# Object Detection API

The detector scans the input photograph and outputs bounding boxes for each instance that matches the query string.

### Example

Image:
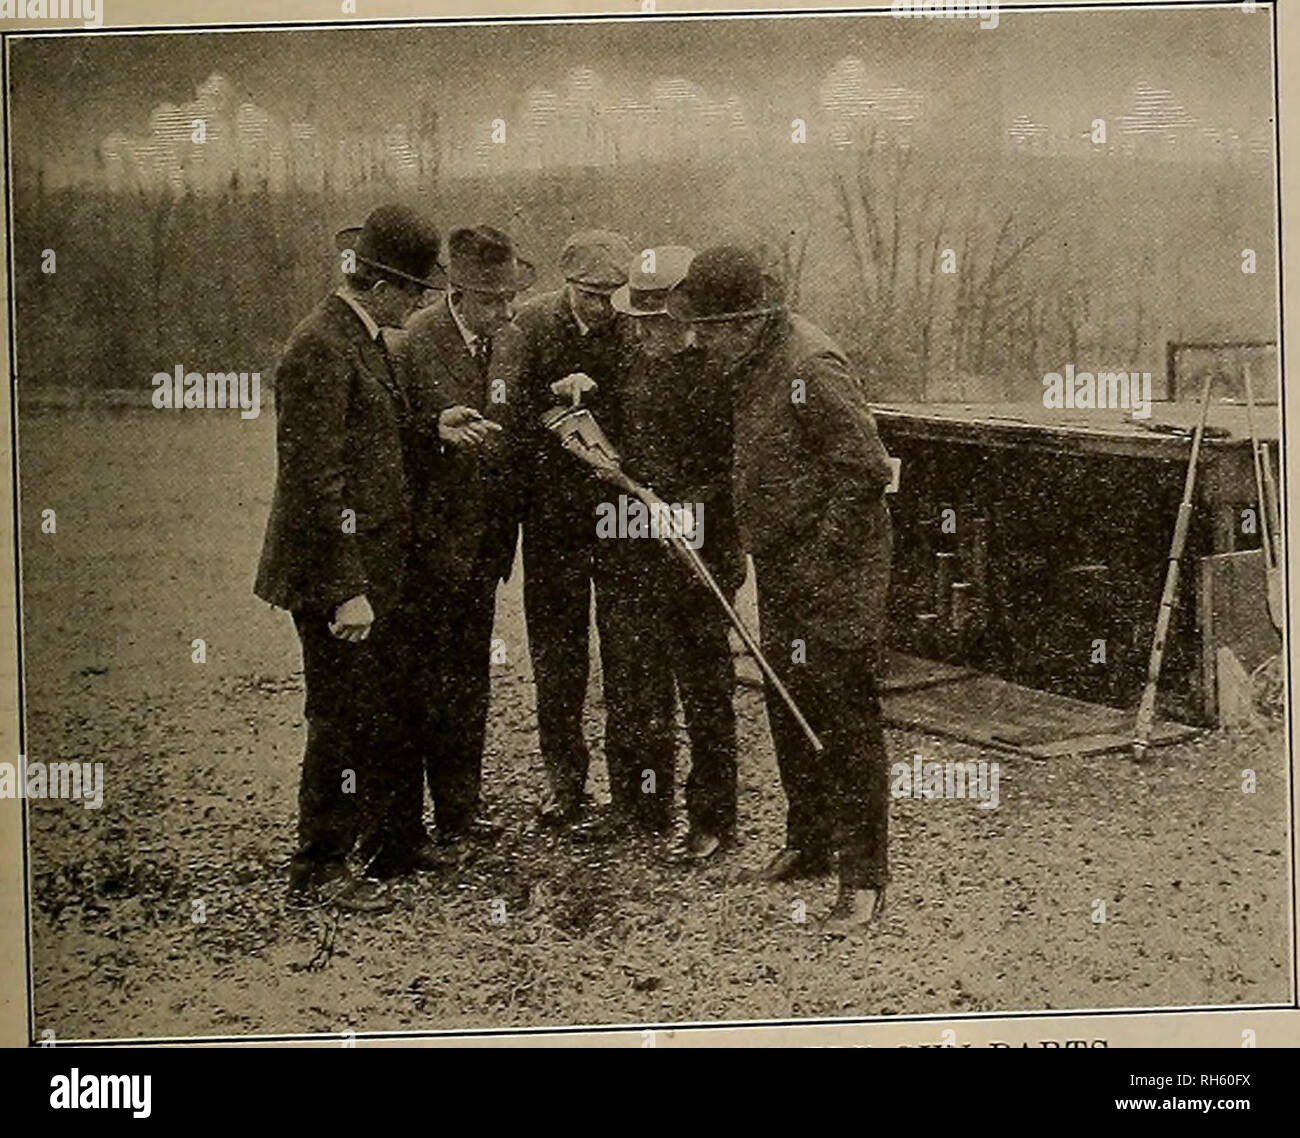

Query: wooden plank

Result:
[872,400,1278,441]
[1020,722,1201,759]
[872,400,1268,464]
[1197,549,1282,723]
[880,652,976,694]
[875,412,1201,462]
[882,670,1199,757]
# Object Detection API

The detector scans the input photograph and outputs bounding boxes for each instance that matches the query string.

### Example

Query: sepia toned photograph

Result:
[3,1,1292,1045]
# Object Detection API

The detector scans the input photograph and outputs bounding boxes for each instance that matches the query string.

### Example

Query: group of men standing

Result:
[255,202,895,931]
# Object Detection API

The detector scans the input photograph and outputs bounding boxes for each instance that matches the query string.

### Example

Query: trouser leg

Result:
[521,525,594,811]
[292,720,355,886]
[755,590,834,857]
[291,609,403,885]
[594,553,675,830]
[672,582,738,837]
[755,618,890,884]
[358,601,431,867]
[427,577,496,833]
[824,651,890,889]
[761,665,835,857]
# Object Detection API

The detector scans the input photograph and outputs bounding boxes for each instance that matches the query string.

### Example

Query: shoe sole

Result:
[820,891,886,934]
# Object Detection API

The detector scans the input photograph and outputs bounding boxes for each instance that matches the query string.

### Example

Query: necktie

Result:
[376,329,411,418]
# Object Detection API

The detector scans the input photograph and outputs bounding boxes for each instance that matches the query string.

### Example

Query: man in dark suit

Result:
[379,227,533,870]
[255,204,442,912]
[492,230,635,826]
[667,244,896,930]
[597,246,744,855]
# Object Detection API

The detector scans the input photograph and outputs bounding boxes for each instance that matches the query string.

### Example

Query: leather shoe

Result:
[408,837,444,872]
[751,847,834,883]
[325,875,393,914]
[570,804,634,843]
[366,832,443,879]
[438,815,503,845]
[538,800,583,829]
[287,860,347,896]
[289,871,392,913]
[821,884,886,933]
[682,828,727,862]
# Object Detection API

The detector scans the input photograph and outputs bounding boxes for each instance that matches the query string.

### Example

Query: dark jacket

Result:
[493,288,629,542]
[388,297,518,585]
[731,311,894,648]
[255,293,412,618]
[603,343,745,594]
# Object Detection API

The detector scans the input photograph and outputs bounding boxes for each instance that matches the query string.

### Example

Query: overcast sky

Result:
[8,6,1275,172]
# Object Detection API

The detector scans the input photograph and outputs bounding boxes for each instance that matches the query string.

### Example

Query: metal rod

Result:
[610,470,826,755]
[538,408,828,756]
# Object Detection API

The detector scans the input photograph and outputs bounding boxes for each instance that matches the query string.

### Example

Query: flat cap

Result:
[560,229,635,293]
[611,246,696,316]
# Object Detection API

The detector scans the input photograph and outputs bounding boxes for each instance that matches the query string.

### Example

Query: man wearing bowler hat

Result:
[597,245,743,856]
[255,203,442,911]
[377,226,534,871]
[493,229,636,828]
[666,243,896,929]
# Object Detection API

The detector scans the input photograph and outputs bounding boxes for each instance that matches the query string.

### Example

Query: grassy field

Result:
[16,408,1293,1041]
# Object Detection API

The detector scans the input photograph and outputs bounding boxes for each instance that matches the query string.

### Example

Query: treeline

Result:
[12,149,1275,403]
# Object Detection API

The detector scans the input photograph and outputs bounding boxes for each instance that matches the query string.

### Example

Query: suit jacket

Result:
[602,343,745,594]
[388,297,518,585]
[254,293,411,618]
[492,289,630,549]
[731,311,895,648]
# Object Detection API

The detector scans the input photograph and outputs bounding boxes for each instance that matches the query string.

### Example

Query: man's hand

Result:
[329,594,375,642]
[550,372,598,407]
[438,405,503,448]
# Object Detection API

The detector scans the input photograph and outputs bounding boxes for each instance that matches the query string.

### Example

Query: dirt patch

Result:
[18,411,1292,1040]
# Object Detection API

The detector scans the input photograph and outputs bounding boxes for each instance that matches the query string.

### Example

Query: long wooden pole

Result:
[1132,368,1215,760]
[1243,361,1274,573]
[1262,446,1282,562]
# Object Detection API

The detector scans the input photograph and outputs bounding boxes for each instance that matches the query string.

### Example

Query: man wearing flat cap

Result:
[255,203,442,911]
[666,243,896,929]
[492,228,635,827]
[378,226,534,872]
[596,245,743,856]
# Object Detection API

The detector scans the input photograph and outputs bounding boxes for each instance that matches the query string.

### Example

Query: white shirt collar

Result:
[334,288,382,341]
[447,292,484,354]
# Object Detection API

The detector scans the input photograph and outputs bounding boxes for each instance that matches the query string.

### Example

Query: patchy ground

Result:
[17,410,1293,1041]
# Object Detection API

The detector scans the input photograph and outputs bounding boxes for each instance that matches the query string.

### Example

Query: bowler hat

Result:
[560,229,635,293]
[611,246,696,316]
[665,244,784,323]
[447,226,535,295]
[334,204,445,290]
